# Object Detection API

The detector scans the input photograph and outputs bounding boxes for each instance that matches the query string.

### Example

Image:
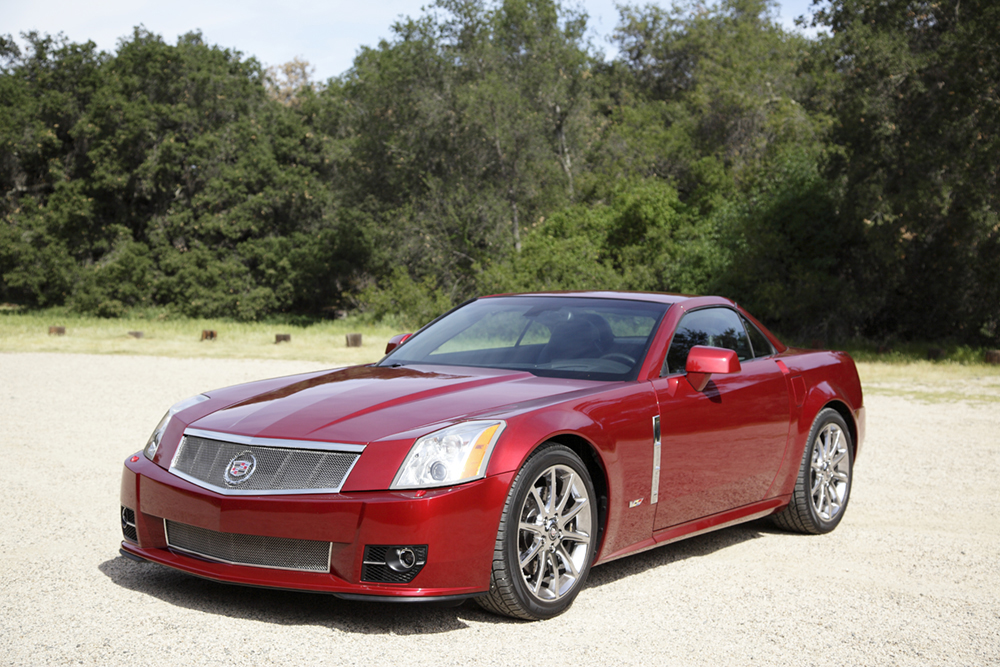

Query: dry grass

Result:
[3,312,999,403]
[0,312,402,366]
[857,360,1000,383]
[857,361,1000,404]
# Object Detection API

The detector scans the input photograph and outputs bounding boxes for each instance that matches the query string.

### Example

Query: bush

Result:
[479,179,717,296]
[357,267,453,330]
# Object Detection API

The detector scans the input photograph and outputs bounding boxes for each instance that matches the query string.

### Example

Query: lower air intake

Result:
[121,506,138,543]
[164,520,331,573]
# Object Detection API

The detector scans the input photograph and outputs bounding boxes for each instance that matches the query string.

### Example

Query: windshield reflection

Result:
[379,296,669,382]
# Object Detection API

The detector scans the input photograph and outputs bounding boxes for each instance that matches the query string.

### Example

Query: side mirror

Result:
[385,333,412,354]
[684,345,741,391]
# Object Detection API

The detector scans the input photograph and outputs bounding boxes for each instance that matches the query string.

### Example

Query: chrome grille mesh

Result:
[170,433,360,495]
[165,520,331,573]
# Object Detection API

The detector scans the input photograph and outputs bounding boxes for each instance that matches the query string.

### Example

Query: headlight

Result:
[391,420,506,489]
[143,394,210,460]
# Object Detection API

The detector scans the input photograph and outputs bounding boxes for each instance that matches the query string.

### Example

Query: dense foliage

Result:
[1,0,997,344]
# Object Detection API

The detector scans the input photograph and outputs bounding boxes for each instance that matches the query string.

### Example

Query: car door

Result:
[650,307,790,531]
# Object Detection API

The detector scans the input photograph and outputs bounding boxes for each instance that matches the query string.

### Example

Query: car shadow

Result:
[584,518,770,590]
[98,555,491,633]
[98,518,774,632]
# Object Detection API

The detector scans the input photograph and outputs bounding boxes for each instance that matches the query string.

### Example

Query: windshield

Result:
[379,296,669,381]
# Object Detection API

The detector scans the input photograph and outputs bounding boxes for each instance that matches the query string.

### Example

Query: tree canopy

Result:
[1,0,996,344]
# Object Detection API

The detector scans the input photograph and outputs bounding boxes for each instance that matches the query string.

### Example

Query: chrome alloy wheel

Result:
[516,464,592,602]
[809,423,850,521]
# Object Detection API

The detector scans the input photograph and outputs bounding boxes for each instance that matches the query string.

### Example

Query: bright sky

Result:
[1,0,824,82]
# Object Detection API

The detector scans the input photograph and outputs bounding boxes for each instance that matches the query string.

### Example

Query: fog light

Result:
[361,544,428,584]
[387,547,417,572]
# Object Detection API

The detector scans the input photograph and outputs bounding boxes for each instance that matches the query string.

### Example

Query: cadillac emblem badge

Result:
[224,451,257,486]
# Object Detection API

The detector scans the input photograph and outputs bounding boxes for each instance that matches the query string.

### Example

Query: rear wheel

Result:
[772,408,854,534]
[477,444,597,620]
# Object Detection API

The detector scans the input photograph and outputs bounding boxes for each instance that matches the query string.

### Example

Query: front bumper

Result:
[120,454,512,599]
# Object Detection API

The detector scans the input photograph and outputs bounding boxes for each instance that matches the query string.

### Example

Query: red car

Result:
[120,292,864,620]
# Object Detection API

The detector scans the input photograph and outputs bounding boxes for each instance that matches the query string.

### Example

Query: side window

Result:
[662,308,752,375]
[742,315,775,358]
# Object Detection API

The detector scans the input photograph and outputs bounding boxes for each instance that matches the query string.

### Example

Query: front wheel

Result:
[477,444,598,620]
[772,408,854,534]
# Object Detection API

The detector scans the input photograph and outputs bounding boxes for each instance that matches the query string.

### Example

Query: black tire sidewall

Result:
[503,444,598,620]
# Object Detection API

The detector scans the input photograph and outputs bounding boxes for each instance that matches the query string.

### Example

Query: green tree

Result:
[595,0,824,208]
[1,29,362,319]
[581,1,853,338]
[481,179,716,295]
[0,33,107,305]
[327,0,597,305]
[817,0,1000,343]
[711,148,863,337]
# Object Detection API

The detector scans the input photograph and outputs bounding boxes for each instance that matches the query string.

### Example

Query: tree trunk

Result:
[511,199,521,252]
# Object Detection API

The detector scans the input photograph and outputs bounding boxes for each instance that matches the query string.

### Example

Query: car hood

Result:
[190,364,604,445]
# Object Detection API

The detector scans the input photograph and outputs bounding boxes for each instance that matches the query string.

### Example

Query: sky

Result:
[1,0,824,82]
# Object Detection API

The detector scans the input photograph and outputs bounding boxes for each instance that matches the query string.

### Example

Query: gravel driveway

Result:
[1,353,997,666]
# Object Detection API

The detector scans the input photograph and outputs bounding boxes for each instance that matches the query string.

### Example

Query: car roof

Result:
[479,291,716,306]
[473,291,782,354]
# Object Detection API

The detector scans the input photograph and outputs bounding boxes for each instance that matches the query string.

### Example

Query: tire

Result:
[772,408,854,534]
[477,444,598,620]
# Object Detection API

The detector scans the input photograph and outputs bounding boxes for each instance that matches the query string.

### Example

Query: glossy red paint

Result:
[120,291,864,607]
[683,345,741,391]
[685,345,741,374]
[385,333,412,354]
[480,380,661,561]
[764,348,866,499]
[122,455,513,595]
[601,496,787,563]
[652,356,790,529]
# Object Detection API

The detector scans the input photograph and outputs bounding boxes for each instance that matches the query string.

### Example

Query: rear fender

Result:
[767,376,862,499]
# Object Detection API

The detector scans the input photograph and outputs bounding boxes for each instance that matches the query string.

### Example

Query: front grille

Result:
[361,545,428,584]
[121,506,138,542]
[170,430,362,495]
[164,520,331,573]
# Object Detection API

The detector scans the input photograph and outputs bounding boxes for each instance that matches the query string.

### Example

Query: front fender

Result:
[484,382,660,561]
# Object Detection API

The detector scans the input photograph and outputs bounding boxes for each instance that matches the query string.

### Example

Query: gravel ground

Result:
[1,352,998,666]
